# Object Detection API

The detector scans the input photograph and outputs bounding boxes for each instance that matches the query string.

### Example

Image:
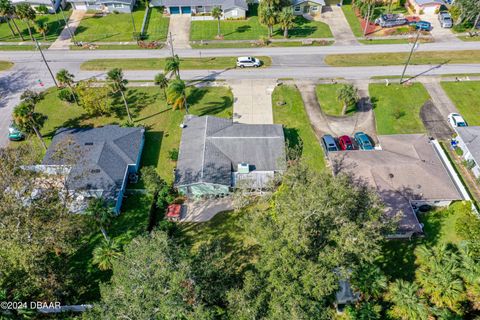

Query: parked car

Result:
[354,132,374,150]
[321,134,339,153]
[375,14,408,28]
[438,12,453,28]
[8,123,24,141]
[236,57,261,68]
[338,135,355,151]
[410,20,431,31]
[448,113,468,128]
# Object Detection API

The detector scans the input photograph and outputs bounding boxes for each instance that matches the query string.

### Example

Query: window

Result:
[294,5,300,11]
[113,3,123,8]
[311,6,318,10]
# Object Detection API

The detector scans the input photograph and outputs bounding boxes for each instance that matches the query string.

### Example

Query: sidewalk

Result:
[49,10,85,50]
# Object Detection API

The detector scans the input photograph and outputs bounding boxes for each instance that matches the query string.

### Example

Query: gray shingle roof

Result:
[42,125,144,194]
[153,0,248,10]
[175,115,285,187]
[456,126,480,162]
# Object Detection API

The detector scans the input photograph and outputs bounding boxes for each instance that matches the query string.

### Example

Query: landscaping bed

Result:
[315,83,356,116]
[441,81,480,126]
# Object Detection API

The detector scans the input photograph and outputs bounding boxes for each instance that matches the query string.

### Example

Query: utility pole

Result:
[35,39,58,88]
[400,30,421,84]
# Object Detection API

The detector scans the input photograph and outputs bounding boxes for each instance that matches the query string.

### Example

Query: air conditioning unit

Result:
[238,163,250,174]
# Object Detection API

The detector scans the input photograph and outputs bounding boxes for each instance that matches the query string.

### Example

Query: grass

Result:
[0,45,49,51]
[190,4,332,41]
[369,83,429,135]
[325,50,480,67]
[441,81,480,126]
[341,1,364,37]
[315,84,356,116]
[0,12,70,42]
[0,61,13,71]
[272,84,325,171]
[80,56,272,70]
[75,4,169,42]
[359,38,433,45]
[459,36,480,41]
[191,40,333,49]
[33,86,233,182]
[70,44,162,50]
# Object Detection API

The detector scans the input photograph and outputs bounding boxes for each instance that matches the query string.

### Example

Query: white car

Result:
[236,56,261,68]
[448,113,468,128]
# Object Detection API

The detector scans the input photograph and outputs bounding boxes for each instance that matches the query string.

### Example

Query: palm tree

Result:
[337,84,359,115]
[13,101,47,150]
[361,0,376,37]
[154,72,168,99]
[211,6,223,38]
[166,76,188,113]
[278,7,295,38]
[56,69,78,104]
[15,3,36,41]
[34,20,48,41]
[0,0,17,38]
[85,198,114,241]
[8,3,24,40]
[385,279,430,320]
[106,68,133,123]
[351,264,387,300]
[92,239,122,271]
[164,54,180,78]
[259,3,277,38]
[458,243,480,309]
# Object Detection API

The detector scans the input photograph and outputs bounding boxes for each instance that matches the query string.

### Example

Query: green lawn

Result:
[315,84,355,116]
[441,81,480,126]
[0,12,70,42]
[369,83,429,135]
[325,50,480,66]
[34,86,233,182]
[191,40,333,49]
[80,56,272,70]
[272,84,325,171]
[341,1,363,37]
[359,38,433,45]
[75,4,169,42]
[190,4,332,41]
[0,45,49,50]
[0,61,13,71]
[459,36,480,41]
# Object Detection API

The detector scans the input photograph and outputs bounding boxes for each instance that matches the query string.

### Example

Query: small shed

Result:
[166,204,182,221]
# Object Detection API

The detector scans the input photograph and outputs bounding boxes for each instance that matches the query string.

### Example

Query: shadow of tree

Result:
[194,95,232,116]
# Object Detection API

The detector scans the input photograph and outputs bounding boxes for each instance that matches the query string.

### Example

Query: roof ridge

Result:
[112,129,141,164]
[200,116,208,180]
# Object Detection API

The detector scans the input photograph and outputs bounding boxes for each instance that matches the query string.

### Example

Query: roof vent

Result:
[85,142,94,146]
[238,163,250,174]
[91,169,100,173]
[388,173,394,179]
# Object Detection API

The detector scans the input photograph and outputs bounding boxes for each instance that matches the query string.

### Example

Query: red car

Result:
[338,135,355,150]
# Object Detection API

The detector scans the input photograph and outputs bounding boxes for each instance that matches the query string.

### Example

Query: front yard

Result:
[369,83,429,135]
[34,86,233,182]
[315,83,356,116]
[441,81,480,126]
[272,84,325,171]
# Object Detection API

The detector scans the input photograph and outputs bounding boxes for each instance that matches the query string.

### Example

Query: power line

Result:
[35,38,58,88]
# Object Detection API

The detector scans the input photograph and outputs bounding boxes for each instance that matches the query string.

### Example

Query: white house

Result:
[151,0,248,18]
[11,0,66,13]
[455,126,480,178]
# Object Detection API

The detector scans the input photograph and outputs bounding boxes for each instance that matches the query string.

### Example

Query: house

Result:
[150,0,248,18]
[292,0,326,16]
[12,0,66,13]
[329,134,463,238]
[67,0,136,13]
[174,115,286,197]
[39,125,145,213]
[454,126,480,178]
[407,0,445,14]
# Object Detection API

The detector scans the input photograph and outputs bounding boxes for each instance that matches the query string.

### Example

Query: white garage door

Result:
[74,3,87,10]
[422,5,437,14]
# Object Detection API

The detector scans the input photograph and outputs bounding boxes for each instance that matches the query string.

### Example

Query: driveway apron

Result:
[49,10,86,50]
[318,5,358,46]
[168,14,191,49]
[229,79,276,124]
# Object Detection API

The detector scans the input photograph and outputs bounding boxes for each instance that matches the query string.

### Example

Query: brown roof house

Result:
[329,134,462,238]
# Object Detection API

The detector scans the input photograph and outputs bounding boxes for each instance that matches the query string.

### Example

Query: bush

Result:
[463,159,476,170]
[392,108,406,119]
[455,147,464,156]
[113,10,120,14]
[36,5,49,14]
[58,88,76,103]
[168,148,179,161]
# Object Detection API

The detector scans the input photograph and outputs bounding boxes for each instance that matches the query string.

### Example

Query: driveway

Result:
[49,10,86,50]
[181,197,233,222]
[421,78,459,118]
[228,79,276,124]
[422,13,460,43]
[420,100,454,139]
[168,15,191,49]
[317,6,358,46]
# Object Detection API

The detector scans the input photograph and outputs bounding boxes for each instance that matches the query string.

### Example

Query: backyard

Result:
[315,83,356,116]
[33,85,233,182]
[190,4,332,41]
[272,84,325,171]
[369,83,429,134]
[441,81,480,126]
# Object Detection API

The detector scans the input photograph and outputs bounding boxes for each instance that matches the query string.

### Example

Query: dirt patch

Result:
[420,100,454,140]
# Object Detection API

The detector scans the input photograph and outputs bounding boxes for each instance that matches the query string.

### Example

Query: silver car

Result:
[236,56,261,68]
[438,12,453,28]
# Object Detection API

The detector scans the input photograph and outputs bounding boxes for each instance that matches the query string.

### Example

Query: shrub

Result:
[454,147,464,156]
[113,10,120,14]
[168,148,179,161]
[58,88,76,103]
[36,5,49,14]
[463,159,476,170]
[392,108,406,119]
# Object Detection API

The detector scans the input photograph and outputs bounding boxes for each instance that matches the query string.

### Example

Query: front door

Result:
[303,5,310,13]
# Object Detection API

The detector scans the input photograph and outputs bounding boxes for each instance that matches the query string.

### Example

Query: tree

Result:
[278,7,295,38]
[337,84,359,115]
[259,3,277,38]
[15,3,36,41]
[385,280,430,320]
[13,100,47,150]
[56,68,78,105]
[164,54,181,78]
[458,243,480,310]
[453,0,480,32]
[211,6,223,38]
[346,301,382,320]
[85,198,114,241]
[76,78,110,116]
[0,0,17,38]
[106,68,133,123]
[154,72,168,99]
[92,239,122,271]
[166,76,188,112]
[34,19,47,41]
[351,264,388,301]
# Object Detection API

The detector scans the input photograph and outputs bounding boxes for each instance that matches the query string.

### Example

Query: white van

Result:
[236,56,261,68]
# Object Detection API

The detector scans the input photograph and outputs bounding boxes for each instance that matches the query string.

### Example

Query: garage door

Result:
[181,6,191,14]
[169,6,180,14]
[74,3,87,10]
[422,5,437,14]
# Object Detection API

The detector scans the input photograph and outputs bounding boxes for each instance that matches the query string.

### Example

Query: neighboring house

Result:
[292,0,325,16]
[174,115,286,197]
[408,0,445,14]
[36,125,145,214]
[151,0,248,18]
[329,134,463,238]
[68,0,136,13]
[12,0,66,13]
[454,126,480,178]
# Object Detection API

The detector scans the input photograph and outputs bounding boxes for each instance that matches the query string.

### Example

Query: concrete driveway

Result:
[228,79,276,124]
[168,15,191,49]
[181,197,233,222]
[422,13,460,43]
[317,6,358,46]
